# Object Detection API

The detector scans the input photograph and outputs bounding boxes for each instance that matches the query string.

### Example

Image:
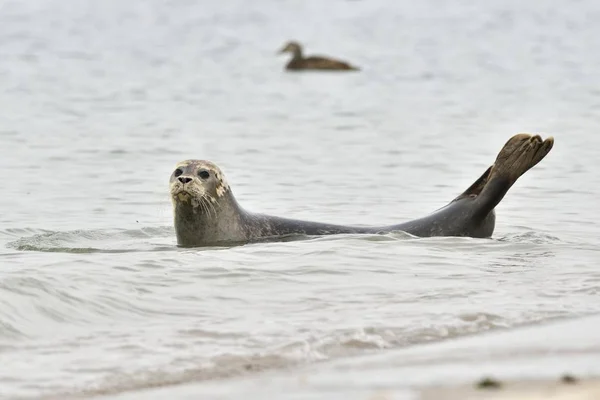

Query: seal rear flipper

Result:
[473,133,554,219]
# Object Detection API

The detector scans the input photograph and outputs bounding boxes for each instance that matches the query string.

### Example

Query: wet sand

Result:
[421,378,600,400]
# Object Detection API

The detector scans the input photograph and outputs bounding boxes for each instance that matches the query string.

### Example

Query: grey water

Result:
[1,0,599,398]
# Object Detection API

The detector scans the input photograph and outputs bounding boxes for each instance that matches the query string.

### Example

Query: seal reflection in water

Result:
[277,41,360,71]
[170,133,554,248]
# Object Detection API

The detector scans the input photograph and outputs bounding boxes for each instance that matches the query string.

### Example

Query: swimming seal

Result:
[169,133,553,247]
[277,41,360,71]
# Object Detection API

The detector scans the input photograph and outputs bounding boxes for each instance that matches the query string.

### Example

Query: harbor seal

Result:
[169,133,554,247]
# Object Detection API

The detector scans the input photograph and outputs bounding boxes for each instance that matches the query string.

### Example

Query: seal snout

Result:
[178,176,193,184]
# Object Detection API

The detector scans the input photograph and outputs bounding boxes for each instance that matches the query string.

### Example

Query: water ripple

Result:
[5,227,174,253]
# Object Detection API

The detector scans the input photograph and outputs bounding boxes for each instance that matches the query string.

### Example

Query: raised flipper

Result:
[473,133,554,219]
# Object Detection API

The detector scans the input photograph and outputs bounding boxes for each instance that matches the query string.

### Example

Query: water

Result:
[97,314,600,399]
[1,0,600,398]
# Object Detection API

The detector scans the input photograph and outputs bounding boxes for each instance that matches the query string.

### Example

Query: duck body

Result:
[278,41,360,71]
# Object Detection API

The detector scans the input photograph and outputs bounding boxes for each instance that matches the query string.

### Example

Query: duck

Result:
[277,41,360,71]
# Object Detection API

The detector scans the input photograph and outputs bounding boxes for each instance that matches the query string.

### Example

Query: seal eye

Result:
[174,168,183,177]
[198,170,210,179]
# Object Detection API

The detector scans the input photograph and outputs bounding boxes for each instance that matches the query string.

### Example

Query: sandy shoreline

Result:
[420,378,600,400]
[86,314,600,400]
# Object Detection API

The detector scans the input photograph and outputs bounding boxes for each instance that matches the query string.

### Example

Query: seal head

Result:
[169,160,229,207]
[169,160,247,246]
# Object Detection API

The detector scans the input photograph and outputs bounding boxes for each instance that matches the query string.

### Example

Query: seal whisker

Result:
[200,196,213,219]
[209,195,223,213]
[203,196,217,220]
[209,198,219,218]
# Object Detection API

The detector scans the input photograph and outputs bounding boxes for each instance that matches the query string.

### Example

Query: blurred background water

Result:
[1,0,600,398]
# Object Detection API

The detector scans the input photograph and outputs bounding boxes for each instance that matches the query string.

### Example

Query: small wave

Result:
[0,318,25,340]
[44,320,522,400]
[0,227,54,240]
[5,227,565,255]
[6,229,415,254]
[41,353,299,400]
[301,231,415,244]
[5,227,175,254]
[497,231,563,244]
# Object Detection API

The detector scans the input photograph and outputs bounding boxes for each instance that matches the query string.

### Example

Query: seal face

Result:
[170,134,554,248]
[169,160,246,247]
[169,160,229,209]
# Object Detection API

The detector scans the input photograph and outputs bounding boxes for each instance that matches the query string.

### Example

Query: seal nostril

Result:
[178,177,192,184]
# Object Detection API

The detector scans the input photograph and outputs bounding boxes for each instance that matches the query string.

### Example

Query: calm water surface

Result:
[1,0,600,399]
